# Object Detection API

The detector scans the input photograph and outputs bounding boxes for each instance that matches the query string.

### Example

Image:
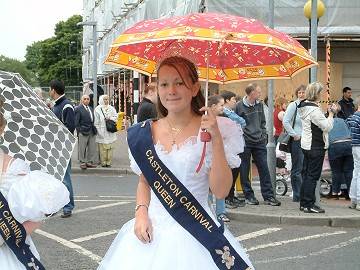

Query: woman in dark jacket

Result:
[328,104,354,199]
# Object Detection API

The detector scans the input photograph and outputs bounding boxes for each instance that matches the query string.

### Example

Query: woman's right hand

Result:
[23,221,42,235]
[134,208,153,244]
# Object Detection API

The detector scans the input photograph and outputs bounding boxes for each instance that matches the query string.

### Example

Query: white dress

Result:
[0,157,70,270]
[98,117,254,270]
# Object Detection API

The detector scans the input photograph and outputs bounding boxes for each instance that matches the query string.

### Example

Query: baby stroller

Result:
[275,143,290,196]
[318,154,350,198]
[319,154,332,197]
[274,145,336,197]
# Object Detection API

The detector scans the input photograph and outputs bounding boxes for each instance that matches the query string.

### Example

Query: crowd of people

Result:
[44,73,360,222]
[174,82,360,221]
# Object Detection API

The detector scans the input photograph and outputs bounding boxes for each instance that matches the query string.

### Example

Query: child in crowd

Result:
[208,95,230,222]
[220,90,247,209]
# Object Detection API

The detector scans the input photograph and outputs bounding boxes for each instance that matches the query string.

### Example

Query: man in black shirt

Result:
[137,82,157,122]
[338,86,355,119]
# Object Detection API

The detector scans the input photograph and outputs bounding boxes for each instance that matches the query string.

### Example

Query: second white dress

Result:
[0,157,70,270]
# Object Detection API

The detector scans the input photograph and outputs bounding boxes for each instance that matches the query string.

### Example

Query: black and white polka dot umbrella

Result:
[0,70,76,181]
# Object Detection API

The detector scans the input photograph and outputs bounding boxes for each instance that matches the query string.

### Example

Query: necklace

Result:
[166,117,193,145]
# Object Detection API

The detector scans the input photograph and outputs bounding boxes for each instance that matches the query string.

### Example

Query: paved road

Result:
[32,174,360,270]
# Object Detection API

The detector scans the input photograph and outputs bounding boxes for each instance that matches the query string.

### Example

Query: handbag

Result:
[278,133,292,153]
[278,103,298,153]
[101,108,117,133]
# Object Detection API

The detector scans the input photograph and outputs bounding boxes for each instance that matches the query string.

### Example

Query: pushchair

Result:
[275,151,339,198]
[275,143,291,196]
[318,154,350,198]
[319,154,332,197]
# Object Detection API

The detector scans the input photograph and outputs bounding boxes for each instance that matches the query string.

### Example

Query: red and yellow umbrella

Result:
[105,12,317,83]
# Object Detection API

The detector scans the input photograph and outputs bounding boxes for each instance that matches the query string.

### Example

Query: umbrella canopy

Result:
[0,71,76,181]
[105,12,317,83]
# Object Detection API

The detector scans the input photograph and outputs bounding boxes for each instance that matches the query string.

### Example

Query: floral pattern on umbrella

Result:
[0,71,76,181]
[105,12,316,83]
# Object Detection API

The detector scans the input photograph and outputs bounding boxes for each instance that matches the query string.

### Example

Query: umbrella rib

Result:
[268,46,291,76]
[157,39,178,62]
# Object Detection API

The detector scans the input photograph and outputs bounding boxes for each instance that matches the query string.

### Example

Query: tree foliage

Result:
[25,15,83,86]
[0,55,38,85]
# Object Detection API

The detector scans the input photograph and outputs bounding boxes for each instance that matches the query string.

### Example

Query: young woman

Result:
[0,99,70,269]
[98,56,254,270]
[328,104,353,200]
[283,85,306,202]
[94,95,118,167]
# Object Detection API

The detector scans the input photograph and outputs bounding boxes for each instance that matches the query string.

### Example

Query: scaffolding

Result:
[80,0,360,117]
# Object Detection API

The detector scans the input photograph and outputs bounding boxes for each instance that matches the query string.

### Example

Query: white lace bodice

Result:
[129,117,244,209]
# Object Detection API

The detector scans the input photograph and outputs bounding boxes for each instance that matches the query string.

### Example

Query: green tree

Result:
[0,55,39,85]
[25,15,83,86]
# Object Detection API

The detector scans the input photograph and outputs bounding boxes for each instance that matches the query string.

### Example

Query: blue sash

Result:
[0,191,45,270]
[128,121,250,270]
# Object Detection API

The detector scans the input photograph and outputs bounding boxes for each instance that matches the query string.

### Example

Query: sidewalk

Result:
[71,131,132,174]
[70,132,360,228]
[227,190,360,228]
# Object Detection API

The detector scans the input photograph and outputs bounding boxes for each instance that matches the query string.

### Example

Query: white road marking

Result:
[73,201,132,214]
[74,195,89,198]
[71,230,119,243]
[236,228,282,241]
[35,229,102,263]
[256,255,307,264]
[75,199,127,202]
[310,235,360,256]
[75,175,125,178]
[247,231,347,252]
[255,234,360,264]
[99,195,136,199]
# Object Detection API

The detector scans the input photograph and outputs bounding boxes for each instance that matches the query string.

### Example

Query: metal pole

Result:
[267,0,277,194]
[310,0,321,205]
[310,0,318,83]
[325,38,331,102]
[133,71,139,124]
[124,71,127,119]
[92,24,98,107]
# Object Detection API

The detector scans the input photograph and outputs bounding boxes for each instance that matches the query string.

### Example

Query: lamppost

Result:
[304,0,325,83]
[77,21,98,107]
[68,41,76,81]
[68,41,76,56]
[303,0,326,205]
[267,0,277,195]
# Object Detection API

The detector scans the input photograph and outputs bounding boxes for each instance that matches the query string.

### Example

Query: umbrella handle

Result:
[195,131,211,173]
[200,130,211,142]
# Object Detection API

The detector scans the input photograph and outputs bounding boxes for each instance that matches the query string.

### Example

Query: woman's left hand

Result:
[199,107,221,139]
